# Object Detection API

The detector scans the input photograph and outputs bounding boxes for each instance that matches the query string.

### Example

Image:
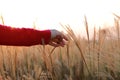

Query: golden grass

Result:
[0,14,120,80]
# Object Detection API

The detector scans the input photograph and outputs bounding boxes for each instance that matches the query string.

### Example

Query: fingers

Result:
[49,35,66,47]
[55,33,68,42]
[49,42,60,47]
[62,34,68,41]
[49,41,65,47]
[50,29,68,47]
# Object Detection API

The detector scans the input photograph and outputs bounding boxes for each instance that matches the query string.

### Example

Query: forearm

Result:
[0,24,51,46]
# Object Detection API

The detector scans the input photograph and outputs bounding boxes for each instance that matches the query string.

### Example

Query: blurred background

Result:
[0,0,120,37]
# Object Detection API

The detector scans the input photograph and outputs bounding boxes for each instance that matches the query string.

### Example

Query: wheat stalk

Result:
[60,24,91,76]
[84,16,92,75]
[0,15,4,25]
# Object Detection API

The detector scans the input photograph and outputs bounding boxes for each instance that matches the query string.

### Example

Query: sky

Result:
[0,0,120,37]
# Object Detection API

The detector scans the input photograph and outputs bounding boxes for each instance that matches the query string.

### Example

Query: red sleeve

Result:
[0,24,51,46]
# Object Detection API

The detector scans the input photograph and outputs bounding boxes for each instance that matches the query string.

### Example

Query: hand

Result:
[49,29,68,47]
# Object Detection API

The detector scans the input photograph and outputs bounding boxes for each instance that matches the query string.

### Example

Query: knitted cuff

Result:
[50,29,61,39]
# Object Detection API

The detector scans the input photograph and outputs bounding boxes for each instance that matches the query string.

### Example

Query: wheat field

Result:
[0,14,120,80]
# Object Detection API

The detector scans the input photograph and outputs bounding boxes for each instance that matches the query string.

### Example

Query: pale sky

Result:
[0,0,120,37]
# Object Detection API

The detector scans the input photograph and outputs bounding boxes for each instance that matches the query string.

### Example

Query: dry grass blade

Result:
[114,18,120,48]
[48,47,56,57]
[113,13,120,20]
[93,26,96,72]
[60,23,91,76]
[93,27,96,49]
[97,27,101,80]
[48,47,56,80]
[84,15,92,72]
[41,39,48,70]
[66,42,70,67]
[84,15,90,42]
[97,27,107,80]
[0,15,4,25]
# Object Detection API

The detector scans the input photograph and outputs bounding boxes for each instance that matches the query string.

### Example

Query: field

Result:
[0,15,120,80]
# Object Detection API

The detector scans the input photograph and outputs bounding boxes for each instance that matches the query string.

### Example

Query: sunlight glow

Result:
[0,0,120,36]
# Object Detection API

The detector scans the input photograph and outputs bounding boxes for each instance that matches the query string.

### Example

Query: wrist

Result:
[50,29,60,39]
